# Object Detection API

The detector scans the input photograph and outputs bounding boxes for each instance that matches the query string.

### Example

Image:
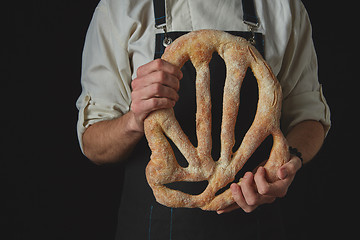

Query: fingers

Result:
[240,173,275,213]
[136,58,183,80]
[131,79,179,102]
[131,97,175,117]
[216,204,239,215]
[254,156,301,198]
[278,155,302,180]
[240,172,259,206]
[218,173,276,214]
[132,70,181,93]
[216,183,246,214]
[130,59,183,121]
[219,157,301,214]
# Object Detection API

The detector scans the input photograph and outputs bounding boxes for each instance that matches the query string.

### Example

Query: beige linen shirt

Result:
[76,0,331,151]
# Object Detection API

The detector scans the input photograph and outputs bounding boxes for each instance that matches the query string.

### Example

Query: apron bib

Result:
[116,1,286,239]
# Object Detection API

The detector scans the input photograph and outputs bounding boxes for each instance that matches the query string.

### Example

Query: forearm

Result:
[285,120,325,163]
[82,111,144,165]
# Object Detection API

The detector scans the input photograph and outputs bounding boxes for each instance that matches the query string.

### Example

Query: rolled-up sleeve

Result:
[278,2,331,136]
[76,1,132,151]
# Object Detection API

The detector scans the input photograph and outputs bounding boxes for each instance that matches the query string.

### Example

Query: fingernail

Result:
[230,183,239,191]
[244,172,252,179]
[217,210,224,215]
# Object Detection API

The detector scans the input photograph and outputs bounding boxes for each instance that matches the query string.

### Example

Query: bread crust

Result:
[144,30,289,211]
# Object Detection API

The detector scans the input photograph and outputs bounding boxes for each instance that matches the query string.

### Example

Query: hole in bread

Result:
[165,180,209,196]
[215,135,273,196]
[231,68,259,154]
[170,51,263,168]
[166,135,189,168]
[209,54,259,161]
[209,52,226,161]
[239,135,273,173]
[170,60,197,168]
[173,60,198,149]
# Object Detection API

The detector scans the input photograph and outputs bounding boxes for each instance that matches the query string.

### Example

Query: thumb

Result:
[277,156,302,180]
[278,167,288,180]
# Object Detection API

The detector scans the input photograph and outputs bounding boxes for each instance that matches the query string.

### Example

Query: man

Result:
[76,0,330,239]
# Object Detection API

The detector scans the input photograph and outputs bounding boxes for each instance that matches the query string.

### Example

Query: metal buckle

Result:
[243,20,259,29]
[155,24,173,47]
[243,20,259,45]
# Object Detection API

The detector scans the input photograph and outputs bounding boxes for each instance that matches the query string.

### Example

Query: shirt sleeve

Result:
[277,1,331,136]
[76,0,132,152]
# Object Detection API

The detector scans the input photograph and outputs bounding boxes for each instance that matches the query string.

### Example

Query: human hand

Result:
[130,59,183,131]
[217,156,302,214]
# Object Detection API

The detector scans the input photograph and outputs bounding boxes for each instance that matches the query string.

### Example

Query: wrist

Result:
[125,110,145,134]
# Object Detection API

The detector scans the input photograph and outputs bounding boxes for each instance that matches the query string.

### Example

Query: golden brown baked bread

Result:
[144,30,289,211]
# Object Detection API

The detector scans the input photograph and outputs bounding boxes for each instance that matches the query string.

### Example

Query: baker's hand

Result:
[217,156,302,214]
[130,59,183,131]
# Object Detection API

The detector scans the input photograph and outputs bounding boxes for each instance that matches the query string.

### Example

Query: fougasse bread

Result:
[144,30,290,211]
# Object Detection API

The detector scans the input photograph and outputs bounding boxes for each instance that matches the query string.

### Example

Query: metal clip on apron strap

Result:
[153,0,172,47]
[153,0,260,46]
[242,0,260,45]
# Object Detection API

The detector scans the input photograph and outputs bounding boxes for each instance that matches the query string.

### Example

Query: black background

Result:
[2,1,355,239]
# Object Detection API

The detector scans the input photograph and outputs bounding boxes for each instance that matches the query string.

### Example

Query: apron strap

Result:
[153,0,166,27]
[153,0,260,28]
[152,0,264,58]
[242,0,260,26]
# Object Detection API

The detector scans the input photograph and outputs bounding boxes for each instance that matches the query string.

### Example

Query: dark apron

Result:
[115,1,286,239]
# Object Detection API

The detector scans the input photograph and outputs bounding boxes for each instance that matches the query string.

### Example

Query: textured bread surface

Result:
[144,30,289,211]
